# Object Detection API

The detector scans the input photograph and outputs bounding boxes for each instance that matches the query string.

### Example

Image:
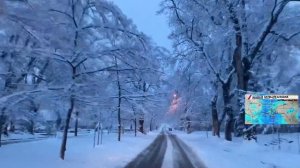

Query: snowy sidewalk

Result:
[0,132,157,168]
[177,131,300,168]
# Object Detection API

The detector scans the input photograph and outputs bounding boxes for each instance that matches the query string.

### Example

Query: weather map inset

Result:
[245,94,299,124]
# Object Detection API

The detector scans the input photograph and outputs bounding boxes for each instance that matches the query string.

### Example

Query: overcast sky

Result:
[112,0,172,50]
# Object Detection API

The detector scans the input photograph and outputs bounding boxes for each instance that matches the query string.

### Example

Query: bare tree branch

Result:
[248,0,290,64]
[270,30,300,41]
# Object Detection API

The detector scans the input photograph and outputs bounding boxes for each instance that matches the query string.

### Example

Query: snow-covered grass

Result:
[0,131,158,168]
[2,132,48,140]
[177,131,300,168]
[1,130,91,145]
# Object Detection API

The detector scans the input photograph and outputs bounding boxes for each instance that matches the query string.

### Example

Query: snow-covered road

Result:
[125,131,206,168]
[168,133,206,168]
[125,132,167,168]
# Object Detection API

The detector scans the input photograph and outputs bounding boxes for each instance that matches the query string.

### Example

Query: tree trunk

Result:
[134,118,137,137]
[149,117,153,132]
[9,121,15,132]
[97,126,100,145]
[226,0,248,139]
[74,111,79,137]
[60,96,74,160]
[225,112,234,141]
[222,79,233,141]
[93,128,96,148]
[29,120,34,135]
[115,57,122,141]
[0,125,2,147]
[233,31,244,90]
[139,118,144,134]
[211,94,220,137]
[117,87,122,140]
[117,85,121,141]
[227,0,245,90]
[0,110,7,147]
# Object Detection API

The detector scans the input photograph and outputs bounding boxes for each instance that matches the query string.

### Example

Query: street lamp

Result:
[173,93,177,98]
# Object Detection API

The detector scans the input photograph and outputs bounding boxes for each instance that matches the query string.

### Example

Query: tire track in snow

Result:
[168,133,207,168]
[124,132,167,168]
[123,131,206,168]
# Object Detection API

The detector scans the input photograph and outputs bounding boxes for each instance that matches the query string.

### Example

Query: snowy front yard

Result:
[0,131,157,168]
[177,131,300,168]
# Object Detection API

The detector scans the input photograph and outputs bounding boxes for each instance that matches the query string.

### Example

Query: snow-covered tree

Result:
[160,0,300,141]
[0,0,167,159]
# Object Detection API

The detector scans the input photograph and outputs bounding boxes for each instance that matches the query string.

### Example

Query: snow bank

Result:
[0,131,157,168]
[177,131,300,168]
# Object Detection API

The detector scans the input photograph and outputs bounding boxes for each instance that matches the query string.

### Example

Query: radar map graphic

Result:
[245,94,299,124]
